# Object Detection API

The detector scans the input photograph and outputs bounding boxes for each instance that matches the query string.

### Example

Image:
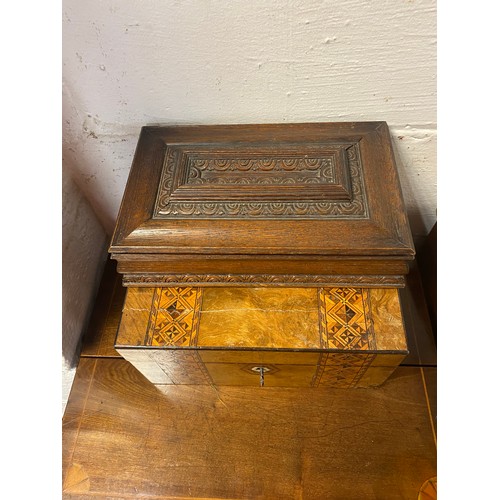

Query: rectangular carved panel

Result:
[154,142,368,218]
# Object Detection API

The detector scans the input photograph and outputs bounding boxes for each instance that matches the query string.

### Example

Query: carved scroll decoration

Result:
[153,142,368,219]
[186,157,335,185]
[122,274,405,288]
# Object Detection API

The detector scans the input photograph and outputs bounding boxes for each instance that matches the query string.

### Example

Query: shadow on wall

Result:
[390,137,429,245]
[62,162,108,368]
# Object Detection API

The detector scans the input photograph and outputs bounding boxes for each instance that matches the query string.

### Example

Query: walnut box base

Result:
[115,286,408,389]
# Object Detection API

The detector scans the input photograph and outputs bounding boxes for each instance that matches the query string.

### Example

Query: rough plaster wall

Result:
[62,0,436,237]
[62,165,108,411]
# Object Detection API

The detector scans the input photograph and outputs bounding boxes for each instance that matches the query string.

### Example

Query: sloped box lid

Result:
[109,122,414,288]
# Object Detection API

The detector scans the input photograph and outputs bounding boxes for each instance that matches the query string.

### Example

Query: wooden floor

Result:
[63,261,436,499]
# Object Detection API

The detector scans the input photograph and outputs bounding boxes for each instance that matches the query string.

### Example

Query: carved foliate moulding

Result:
[122,273,406,288]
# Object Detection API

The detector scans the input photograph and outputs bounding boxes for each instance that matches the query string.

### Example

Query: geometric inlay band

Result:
[312,353,376,388]
[145,287,203,346]
[144,286,378,351]
[319,287,376,350]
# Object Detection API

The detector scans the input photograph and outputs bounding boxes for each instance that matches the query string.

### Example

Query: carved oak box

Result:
[110,122,413,387]
[109,122,414,288]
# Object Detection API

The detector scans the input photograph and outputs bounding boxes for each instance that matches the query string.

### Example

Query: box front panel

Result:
[116,286,408,388]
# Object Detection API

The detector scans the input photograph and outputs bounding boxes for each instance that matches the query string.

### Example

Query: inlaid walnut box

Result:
[109,122,414,288]
[110,122,413,388]
[115,286,408,389]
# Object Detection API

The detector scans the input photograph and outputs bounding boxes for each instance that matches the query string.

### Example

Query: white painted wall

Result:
[62,0,436,407]
[62,0,436,237]
[62,165,108,411]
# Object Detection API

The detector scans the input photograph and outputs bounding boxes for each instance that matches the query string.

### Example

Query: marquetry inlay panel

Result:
[146,287,203,347]
[319,288,376,350]
[312,353,377,388]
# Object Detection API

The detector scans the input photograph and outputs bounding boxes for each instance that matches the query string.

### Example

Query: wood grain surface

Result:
[109,123,415,285]
[198,287,320,349]
[116,287,406,351]
[115,286,407,388]
[63,358,436,499]
[80,259,123,358]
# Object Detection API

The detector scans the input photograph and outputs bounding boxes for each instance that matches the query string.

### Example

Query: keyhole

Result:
[250,366,270,387]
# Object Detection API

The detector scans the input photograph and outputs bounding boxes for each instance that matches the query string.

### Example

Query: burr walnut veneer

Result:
[115,286,408,388]
[110,122,413,388]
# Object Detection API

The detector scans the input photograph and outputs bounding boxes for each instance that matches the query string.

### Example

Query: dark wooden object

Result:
[110,122,414,287]
[417,222,437,339]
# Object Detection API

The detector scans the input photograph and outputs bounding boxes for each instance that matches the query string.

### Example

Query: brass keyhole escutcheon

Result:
[250,366,271,387]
